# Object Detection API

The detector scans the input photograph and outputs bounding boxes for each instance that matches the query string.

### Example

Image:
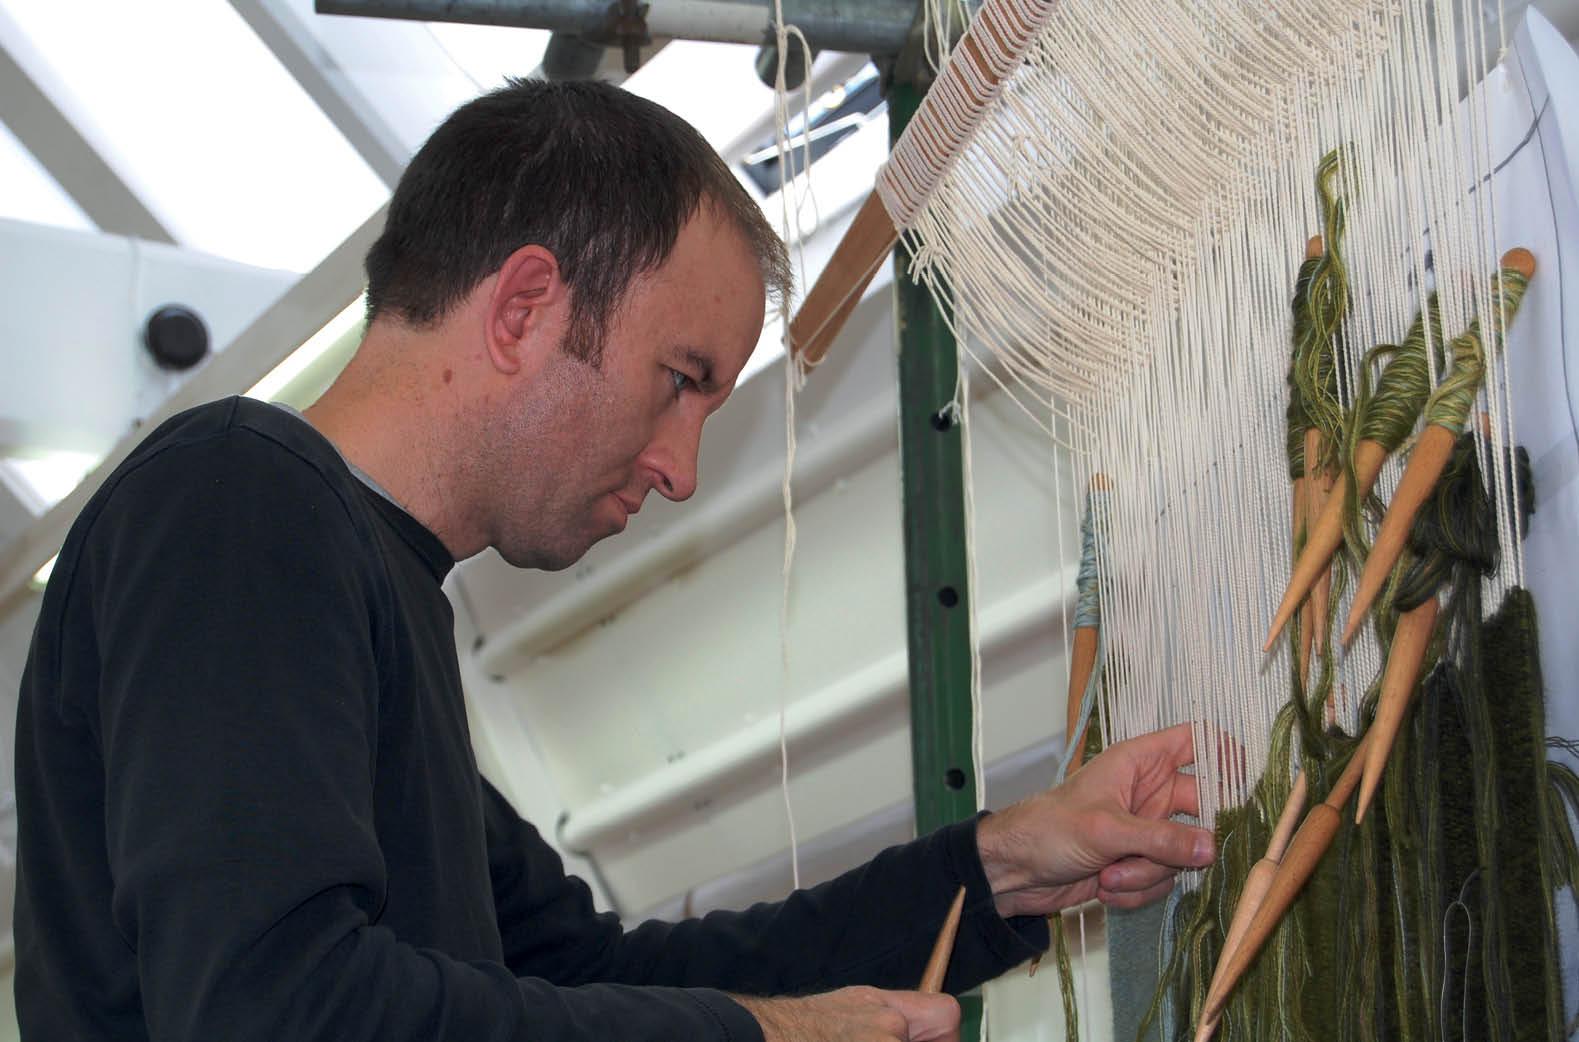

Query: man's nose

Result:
[641,413,702,502]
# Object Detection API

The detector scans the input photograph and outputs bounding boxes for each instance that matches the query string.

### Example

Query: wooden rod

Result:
[788,191,899,365]
[1195,773,1309,1042]
[1341,247,1538,644]
[919,886,968,993]
[1304,429,1336,652]
[786,0,1045,366]
[1353,596,1439,823]
[1265,438,1387,651]
[1198,735,1371,1026]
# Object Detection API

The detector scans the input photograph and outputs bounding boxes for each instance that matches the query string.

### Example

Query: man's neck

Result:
[303,328,486,561]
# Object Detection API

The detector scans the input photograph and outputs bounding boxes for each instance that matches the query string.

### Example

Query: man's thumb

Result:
[885,990,961,1041]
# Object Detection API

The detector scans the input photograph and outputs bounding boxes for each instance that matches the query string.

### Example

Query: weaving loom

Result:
[789,1,1579,1039]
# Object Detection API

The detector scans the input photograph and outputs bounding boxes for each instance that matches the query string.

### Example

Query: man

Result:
[14,79,1211,1040]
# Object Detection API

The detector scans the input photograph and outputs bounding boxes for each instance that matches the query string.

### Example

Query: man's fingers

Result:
[882,990,961,1042]
[1133,721,1199,770]
[1097,855,1177,894]
[1098,875,1174,910]
[741,987,962,1042]
[1116,813,1215,869]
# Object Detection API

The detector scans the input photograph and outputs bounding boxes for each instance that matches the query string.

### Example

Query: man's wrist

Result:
[975,811,1030,919]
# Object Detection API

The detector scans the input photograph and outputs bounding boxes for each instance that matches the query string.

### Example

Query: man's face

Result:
[492,208,768,570]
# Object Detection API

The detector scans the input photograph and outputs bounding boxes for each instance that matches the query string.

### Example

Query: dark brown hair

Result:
[364,78,790,363]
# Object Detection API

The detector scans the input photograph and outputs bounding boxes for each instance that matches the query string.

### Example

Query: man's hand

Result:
[977,723,1216,918]
[734,987,960,1042]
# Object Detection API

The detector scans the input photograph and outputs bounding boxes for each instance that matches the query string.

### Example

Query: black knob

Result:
[143,305,209,370]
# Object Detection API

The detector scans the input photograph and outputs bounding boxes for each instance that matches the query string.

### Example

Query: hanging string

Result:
[770,0,816,893]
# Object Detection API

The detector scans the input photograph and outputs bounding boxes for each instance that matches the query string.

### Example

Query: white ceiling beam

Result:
[0,205,388,623]
[227,0,410,187]
[0,8,172,242]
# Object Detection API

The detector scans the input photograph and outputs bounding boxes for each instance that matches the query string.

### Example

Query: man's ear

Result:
[485,244,566,375]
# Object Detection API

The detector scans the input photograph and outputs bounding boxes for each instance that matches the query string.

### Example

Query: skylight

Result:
[0,119,93,232]
[622,40,776,151]
[0,0,386,273]
[740,63,884,194]
[426,21,552,91]
[2,450,99,511]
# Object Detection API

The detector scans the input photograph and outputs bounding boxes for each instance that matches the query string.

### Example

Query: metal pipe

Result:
[540,32,607,79]
[315,0,918,55]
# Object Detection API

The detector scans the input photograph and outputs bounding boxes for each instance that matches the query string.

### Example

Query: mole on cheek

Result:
[442,368,453,385]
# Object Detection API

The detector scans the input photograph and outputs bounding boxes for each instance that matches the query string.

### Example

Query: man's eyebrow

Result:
[681,348,718,392]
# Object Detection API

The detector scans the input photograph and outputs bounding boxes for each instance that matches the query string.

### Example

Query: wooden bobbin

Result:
[1339,426,1455,645]
[1304,429,1336,651]
[1282,234,1327,668]
[1035,475,1114,979]
[1268,438,1389,652]
[1195,774,1309,1042]
[919,886,968,993]
[1353,596,1440,823]
[1198,735,1371,1028]
[1062,472,1111,774]
[787,0,1035,365]
[1271,235,1343,654]
[1340,247,1538,645]
[1293,477,1313,681]
[1064,628,1100,773]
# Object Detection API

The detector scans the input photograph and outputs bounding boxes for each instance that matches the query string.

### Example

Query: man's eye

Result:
[669,369,693,395]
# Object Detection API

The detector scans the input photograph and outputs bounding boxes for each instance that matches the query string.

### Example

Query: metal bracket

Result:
[874,0,972,93]
[585,0,652,73]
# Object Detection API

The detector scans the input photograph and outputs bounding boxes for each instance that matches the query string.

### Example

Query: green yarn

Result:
[1291,150,1351,475]
[1479,589,1562,1042]
[1542,758,1579,1037]
[1421,267,1531,434]
[1391,432,1501,613]
[1049,913,1079,1042]
[1352,294,1443,451]
[1133,426,1575,1042]
[1286,253,1324,481]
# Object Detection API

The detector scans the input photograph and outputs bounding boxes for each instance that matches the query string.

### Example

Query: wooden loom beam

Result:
[786,0,1033,364]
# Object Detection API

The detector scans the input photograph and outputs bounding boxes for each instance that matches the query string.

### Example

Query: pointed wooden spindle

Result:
[1353,596,1439,823]
[1063,627,1100,773]
[1265,438,1390,651]
[1294,478,1314,683]
[919,886,967,993]
[1341,247,1537,644]
[1198,735,1371,1028]
[1194,773,1310,1042]
[1304,429,1336,652]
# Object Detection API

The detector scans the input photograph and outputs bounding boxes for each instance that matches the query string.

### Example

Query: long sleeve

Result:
[15,406,761,1042]
[485,782,1050,997]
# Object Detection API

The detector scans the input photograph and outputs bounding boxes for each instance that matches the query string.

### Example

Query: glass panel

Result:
[623,40,774,152]
[1,0,386,272]
[426,21,551,92]
[0,119,94,231]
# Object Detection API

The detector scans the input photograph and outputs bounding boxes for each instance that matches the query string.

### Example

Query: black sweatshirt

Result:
[14,397,1047,1041]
